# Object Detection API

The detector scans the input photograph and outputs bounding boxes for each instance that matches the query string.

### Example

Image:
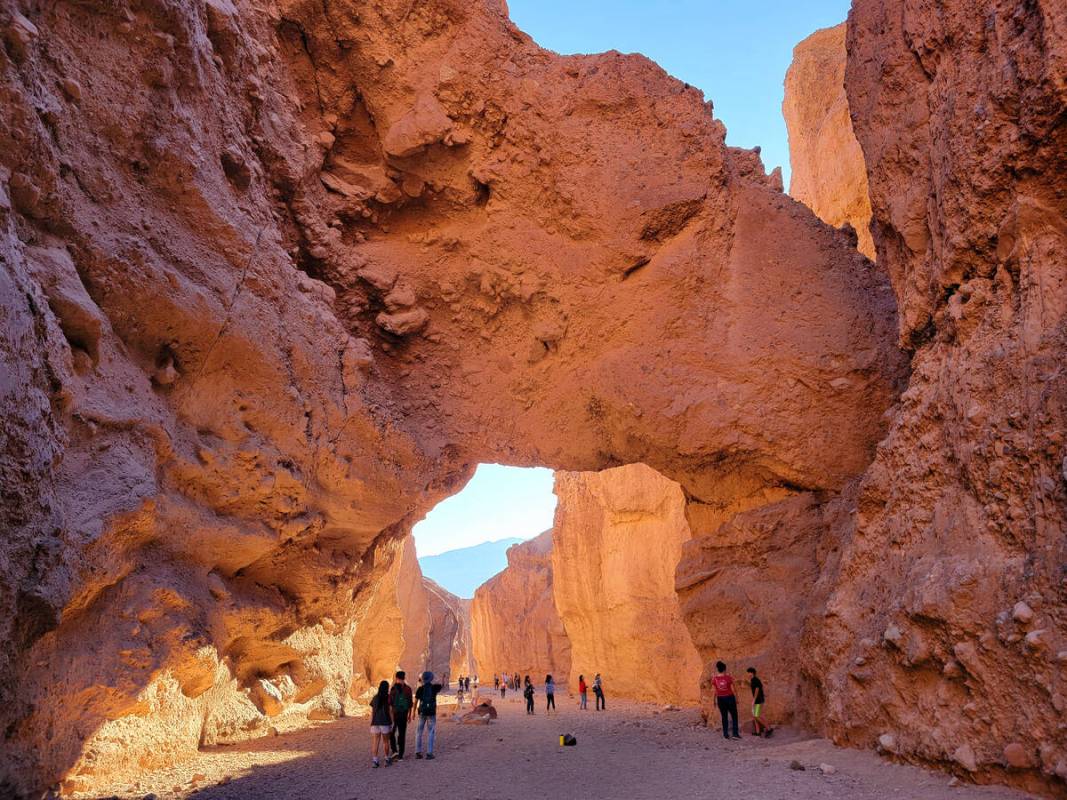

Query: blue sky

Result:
[508,0,852,185]
[412,464,557,557]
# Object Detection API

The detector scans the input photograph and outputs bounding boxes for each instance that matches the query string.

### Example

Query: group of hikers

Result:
[368,670,442,767]
[454,672,606,713]
[711,662,774,740]
[367,661,770,767]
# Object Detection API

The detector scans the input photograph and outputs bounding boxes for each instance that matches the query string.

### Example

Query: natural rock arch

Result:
[0,0,909,795]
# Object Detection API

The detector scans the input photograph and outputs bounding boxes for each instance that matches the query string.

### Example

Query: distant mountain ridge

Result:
[417,537,525,598]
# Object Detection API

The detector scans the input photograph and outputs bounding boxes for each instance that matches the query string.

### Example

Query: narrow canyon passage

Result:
[75,695,1035,800]
[2,0,1065,796]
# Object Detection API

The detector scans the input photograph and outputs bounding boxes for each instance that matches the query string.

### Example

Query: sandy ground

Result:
[80,693,1040,800]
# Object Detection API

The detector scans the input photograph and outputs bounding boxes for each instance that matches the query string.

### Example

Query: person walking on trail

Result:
[500,678,507,700]
[746,667,773,738]
[545,674,557,713]
[388,671,414,761]
[578,674,588,710]
[593,673,605,710]
[415,671,442,760]
[369,680,394,768]
[456,676,465,708]
[494,674,500,690]
[523,675,535,715]
[712,661,741,740]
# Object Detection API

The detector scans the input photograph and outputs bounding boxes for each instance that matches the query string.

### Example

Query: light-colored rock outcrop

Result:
[783,23,874,259]
[552,465,702,703]
[0,0,905,795]
[471,532,571,682]
[423,577,469,684]
[448,596,476,681]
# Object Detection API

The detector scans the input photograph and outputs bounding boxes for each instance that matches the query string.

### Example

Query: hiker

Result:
[369,680,394,768]
[578,674,588,710]
[456,676,465,708]
[500,678,507,700]
[712,661,740,740]
[746,667,773,737]
[593,673,605,710]
[464,676,471,692]
[523,675,535,715]
[415,670,443,760]
[494,674,500,689]
[388,670,415,760]
[545,674,556,713]
[513,672,520,691]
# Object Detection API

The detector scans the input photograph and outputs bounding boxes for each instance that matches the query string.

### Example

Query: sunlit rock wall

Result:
[552,465,702,703]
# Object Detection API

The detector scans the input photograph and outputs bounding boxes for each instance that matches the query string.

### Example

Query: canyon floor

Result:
[76,694,1039,800]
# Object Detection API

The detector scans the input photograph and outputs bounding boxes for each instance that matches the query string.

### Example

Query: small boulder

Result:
[877,733,897,753]
[1012,601,1034,625]
[953,743,978,772]
[789,760,806,771]
[1003,742,1031,769]
[5,12,39,62]
[377,307,428,336]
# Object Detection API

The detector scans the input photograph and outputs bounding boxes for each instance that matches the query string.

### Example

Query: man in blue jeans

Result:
[415,671,442,759]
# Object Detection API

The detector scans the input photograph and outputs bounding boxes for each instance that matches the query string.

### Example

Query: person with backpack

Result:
[746,667,773,737]
[578,674,588,710]
[388,671,414,760]
[545,674,556,713]
[415,670,443,760]
[523,675,535,715]
[593,673,605,710]
[369,680,394,768]
[712,661,741,740]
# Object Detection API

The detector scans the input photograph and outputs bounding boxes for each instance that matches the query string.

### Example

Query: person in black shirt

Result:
[746,667,772,737]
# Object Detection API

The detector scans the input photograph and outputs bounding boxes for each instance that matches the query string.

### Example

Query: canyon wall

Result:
[552,465,702,703]
[470,531,571,682]
[783,23,874,259]
[0,0,907,795]
[423,577,469,684]
[758,2,1065,794]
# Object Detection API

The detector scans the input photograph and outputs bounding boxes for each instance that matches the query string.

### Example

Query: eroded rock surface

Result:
[0,0,905,795]
[795,2,1067,794]
[783,23,874,258]
[553,465,702,702]
[470,531,571,681]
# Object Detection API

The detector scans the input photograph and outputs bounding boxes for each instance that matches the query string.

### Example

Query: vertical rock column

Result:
[471,531,572,683]
[783,23,875,259]
[552,464,703,703]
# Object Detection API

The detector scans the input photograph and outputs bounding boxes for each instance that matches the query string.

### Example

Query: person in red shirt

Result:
[578,674,588,710]
[711,661,740,740]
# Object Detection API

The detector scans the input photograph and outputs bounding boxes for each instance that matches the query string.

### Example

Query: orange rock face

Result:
[783,23,874,259]
[795,3,1067,793]
[552,465,702,703]
[470,531,571,682]
[0,0,906,795]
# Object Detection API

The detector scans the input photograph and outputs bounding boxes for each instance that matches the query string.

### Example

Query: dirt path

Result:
[82,693,1039,800]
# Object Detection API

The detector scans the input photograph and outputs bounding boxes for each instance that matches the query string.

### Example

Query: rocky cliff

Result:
[552,465,702,703]
[470,531,571,682]
[423,577,469,683]
[0,0,907,795]
[798,2,1067,793]
[783,23,874,259]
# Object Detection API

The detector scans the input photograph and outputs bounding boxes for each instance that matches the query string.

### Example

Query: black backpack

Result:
[418,685,437,715]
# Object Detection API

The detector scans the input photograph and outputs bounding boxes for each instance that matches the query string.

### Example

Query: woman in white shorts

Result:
[369,680,394,767]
